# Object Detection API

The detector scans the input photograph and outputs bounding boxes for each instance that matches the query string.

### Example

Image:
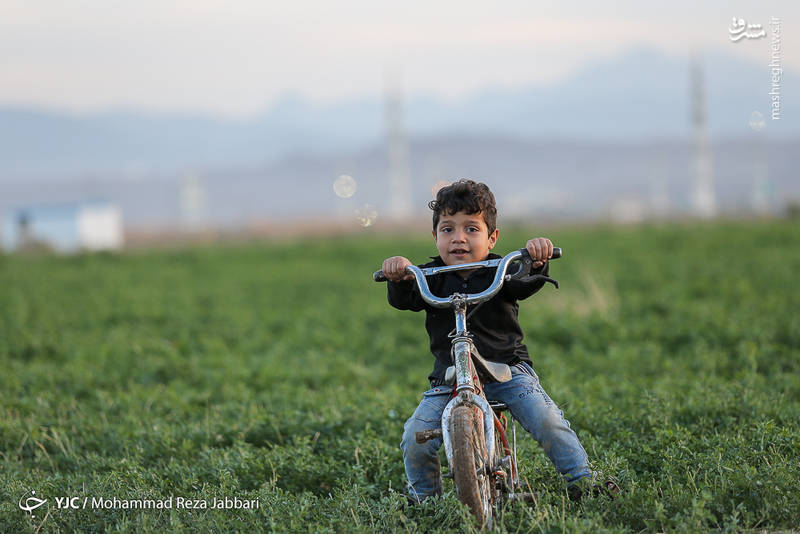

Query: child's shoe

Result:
[567,479,620,502]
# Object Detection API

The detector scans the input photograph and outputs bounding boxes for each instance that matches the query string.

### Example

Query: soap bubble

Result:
[749,111,765,132]
[333,174,357,198]
[355,204,378,227]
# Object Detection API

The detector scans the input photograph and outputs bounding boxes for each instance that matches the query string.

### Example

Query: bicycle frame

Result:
[401,250,532,503]
[376,247,561,522]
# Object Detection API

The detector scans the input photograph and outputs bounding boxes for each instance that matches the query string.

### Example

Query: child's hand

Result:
[382,256,415,282]
[525,238,553,269]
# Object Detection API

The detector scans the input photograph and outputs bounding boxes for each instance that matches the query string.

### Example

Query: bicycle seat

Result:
[442,344,513,387]
[472,348,512,383]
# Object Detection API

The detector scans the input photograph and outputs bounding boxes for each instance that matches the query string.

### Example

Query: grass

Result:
[1,218,799,532]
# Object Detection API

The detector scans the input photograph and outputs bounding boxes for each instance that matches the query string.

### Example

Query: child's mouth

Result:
[450,249,469,257]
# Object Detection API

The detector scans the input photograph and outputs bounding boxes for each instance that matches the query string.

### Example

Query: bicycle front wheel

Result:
[450,404,492,527]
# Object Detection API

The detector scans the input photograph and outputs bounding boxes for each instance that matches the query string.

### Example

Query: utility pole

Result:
[385,69,412,219]
[180,173,206,228]
[690,54,716,218]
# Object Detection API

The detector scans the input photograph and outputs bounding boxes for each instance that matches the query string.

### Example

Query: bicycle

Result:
[374,246,561,528]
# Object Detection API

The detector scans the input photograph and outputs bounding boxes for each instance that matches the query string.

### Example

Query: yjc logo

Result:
[18,490,47,518]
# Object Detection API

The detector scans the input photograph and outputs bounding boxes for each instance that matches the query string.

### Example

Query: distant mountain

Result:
[0,46,796,180]
[2,135,796,231]
[418,47,787,139]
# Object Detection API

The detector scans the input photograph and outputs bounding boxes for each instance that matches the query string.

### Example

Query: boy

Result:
[382,179,601,503]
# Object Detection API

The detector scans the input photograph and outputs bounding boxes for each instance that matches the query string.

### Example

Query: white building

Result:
[2,200,124,253]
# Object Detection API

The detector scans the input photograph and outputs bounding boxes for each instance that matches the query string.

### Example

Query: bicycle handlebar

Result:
[373,247,561,308]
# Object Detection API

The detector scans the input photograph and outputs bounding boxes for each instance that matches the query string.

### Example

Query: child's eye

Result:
[440,227,452,233]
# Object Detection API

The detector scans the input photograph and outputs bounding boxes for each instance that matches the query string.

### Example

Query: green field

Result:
[1,219,799,533]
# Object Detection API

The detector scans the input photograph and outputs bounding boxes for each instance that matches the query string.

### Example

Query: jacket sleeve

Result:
[387,279,426,311]
[502,261,551,301]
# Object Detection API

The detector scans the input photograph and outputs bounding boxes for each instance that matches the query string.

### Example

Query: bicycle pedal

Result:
[500,455,513,471]
[507,492,537,503]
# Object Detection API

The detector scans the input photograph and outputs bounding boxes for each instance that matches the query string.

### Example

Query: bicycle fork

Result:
[441,296,497,477]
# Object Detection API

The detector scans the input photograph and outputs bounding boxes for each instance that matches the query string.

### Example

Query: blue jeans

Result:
[400,362,592,501]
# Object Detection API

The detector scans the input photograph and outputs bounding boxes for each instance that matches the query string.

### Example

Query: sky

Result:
[1,1,797,117]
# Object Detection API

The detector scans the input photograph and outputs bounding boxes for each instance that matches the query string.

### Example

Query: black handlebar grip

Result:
[519,247,562,261]
[373,270,387,282]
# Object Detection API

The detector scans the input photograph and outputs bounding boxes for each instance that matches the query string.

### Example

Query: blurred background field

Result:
[2,2,800,531]
[1,219,799,532]
[2,3,800,250]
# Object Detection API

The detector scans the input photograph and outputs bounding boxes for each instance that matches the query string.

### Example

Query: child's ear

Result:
[432,229,437,243]
[488,229,499,249]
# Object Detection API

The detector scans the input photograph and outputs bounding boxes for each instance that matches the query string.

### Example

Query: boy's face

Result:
[433,210,499,266]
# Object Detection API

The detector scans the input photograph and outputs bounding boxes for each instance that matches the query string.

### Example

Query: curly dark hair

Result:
[428,179,497,234]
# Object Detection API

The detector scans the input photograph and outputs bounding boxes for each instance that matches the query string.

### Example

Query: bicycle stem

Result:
[449,296,476,395]
[452,296,468,335]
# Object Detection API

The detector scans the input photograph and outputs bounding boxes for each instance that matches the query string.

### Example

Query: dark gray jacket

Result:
[387,253,549,384]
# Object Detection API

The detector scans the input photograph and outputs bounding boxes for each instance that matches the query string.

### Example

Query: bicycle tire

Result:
[450,404,492,527]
